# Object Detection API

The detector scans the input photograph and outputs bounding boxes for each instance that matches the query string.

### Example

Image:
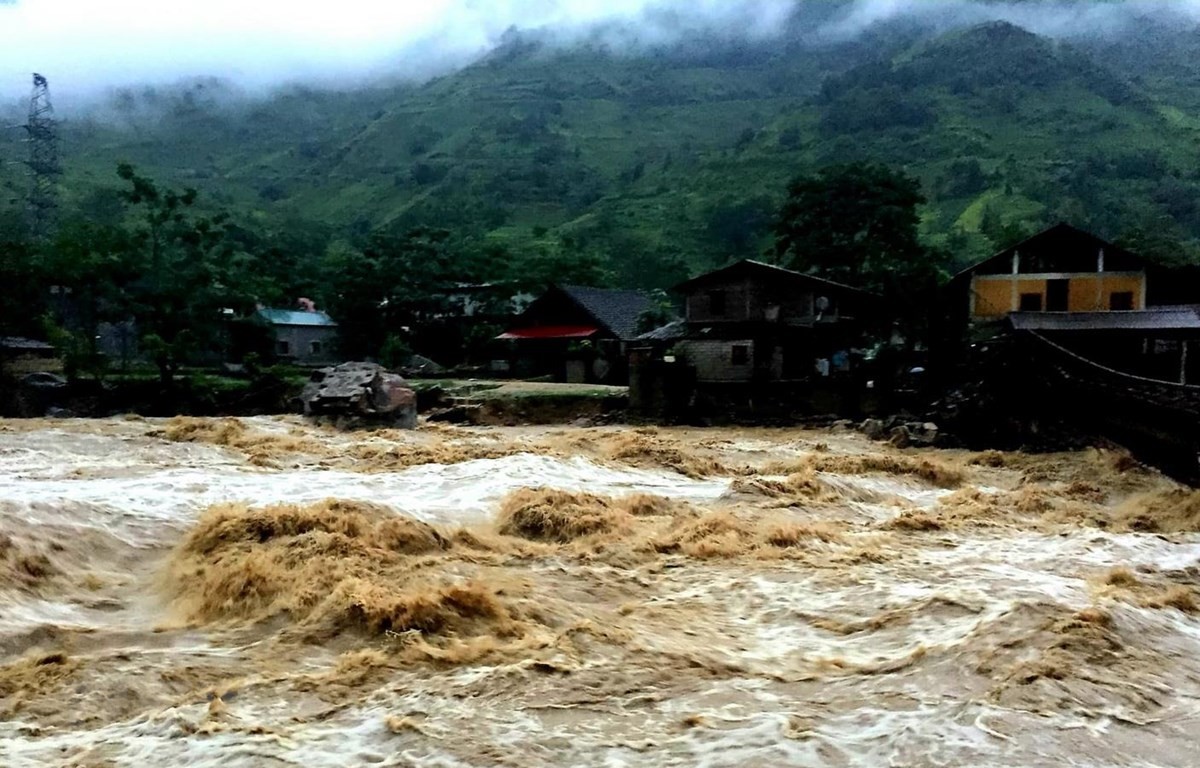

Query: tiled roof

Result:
[257,308,338,327]
[559,285,656,340]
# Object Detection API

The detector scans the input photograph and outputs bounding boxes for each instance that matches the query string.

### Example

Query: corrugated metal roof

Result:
[636,319,687,342]
[257,308,338,327]
[1010,307,1200,332]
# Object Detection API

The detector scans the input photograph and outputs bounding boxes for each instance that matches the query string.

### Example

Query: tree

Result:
[774,163,931,290]
[773,163,946,340]
[320,227,505,362]
[0,237,44,341]
[113,163,256,385]
[705,196,776,260]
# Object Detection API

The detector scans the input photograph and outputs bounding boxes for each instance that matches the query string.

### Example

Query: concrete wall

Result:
[274,325,339,365]
[971,273,1146,319]
[680,339,755,383]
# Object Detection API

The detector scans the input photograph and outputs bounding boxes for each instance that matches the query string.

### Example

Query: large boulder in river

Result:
[300,362,417,428]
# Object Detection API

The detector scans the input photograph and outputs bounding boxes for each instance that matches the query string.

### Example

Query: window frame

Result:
[1109,291,1134,311]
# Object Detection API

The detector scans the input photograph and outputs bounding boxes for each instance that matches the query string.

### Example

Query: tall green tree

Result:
[774,163,930,289]
[113,163,256,385]
[773,163,947,340]
[321,227,505,361]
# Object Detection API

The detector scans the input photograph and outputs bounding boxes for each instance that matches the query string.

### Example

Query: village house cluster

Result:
[9,222,1200,427]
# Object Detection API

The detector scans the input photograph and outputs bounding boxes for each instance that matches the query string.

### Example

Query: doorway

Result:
[1046,279,1070,312]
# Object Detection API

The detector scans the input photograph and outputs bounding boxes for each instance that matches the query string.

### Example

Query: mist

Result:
[824,0,1200,40]
[2,0,1200,112]
[0,0,795,109]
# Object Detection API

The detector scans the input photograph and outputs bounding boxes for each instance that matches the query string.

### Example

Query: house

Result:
[951,223,1148,323]
[668,259,874,384]
[0,337,58,375]
[257,304,339,366]
[949,223,1200,383]
[496,284,656,383]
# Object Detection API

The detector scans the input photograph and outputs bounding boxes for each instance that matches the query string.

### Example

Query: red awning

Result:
[496,325,599,340]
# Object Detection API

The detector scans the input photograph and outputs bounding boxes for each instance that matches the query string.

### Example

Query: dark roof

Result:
[636,319,687,342]
[257,308,338,327]
[558,285,656,340]
[953,223,1144,281]
[673,259,873,296]
[1010,307,1200,333]
[0,337,55,352]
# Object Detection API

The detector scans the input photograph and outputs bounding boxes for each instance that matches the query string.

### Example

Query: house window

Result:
[1110,291,1134,311]
[731,344,750,365]
[277,340,291,356]
[310,340,323,355]
[1019,293,1043,312]
[708,290,727,316]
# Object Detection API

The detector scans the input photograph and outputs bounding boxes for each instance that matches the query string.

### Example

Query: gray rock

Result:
[300,362,417,428]
[888,426,911,448]
[901,421,940,446]
[21,372,67,390]
[860,418,887,441]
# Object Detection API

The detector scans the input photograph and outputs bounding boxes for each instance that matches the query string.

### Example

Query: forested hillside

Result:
[5,6,1200,289]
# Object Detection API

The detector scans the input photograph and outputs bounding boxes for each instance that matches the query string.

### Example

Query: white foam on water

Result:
[0,453,730,544]
[4,422,1200,767]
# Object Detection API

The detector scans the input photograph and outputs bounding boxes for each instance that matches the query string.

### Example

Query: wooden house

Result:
[496,285,656,383]
[949,223,1200,383]
[669,260,874,384]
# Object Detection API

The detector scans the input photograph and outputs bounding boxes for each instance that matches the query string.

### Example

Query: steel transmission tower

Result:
[25,73,61,239]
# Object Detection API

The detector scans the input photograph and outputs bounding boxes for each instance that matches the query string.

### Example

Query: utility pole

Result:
[25,73,60,240]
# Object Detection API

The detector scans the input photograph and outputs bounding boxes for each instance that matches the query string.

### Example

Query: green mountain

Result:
[7,12,1200,287]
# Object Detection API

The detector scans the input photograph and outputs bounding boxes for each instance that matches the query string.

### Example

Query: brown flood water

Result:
[2,416,1200,767]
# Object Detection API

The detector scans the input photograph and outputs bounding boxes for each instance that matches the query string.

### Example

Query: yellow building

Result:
[957,223,1148,321]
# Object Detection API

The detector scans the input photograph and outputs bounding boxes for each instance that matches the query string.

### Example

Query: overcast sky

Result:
[0,0,795,104]
[2,0,1199,108]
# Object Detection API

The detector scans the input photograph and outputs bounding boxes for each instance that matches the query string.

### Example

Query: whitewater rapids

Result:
[1,416,1199,767]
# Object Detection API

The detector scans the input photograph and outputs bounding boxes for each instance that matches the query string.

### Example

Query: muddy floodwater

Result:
[2,416,1200,767]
